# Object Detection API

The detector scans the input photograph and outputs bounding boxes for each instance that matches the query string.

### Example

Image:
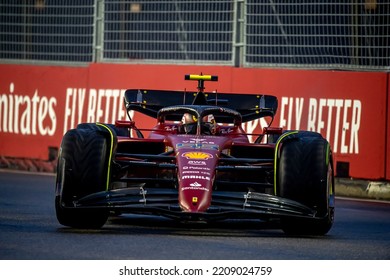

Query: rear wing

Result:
[124,89,278,123]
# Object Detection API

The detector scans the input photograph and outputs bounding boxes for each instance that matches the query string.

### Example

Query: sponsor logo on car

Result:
[188,160,207,165]
[182,170,201,174]
[182,175,211,181]
[182,168,211,175]
[181,152,213,160]
[177,143,219,150]
[188,166,211,171]
[181,186,210,192]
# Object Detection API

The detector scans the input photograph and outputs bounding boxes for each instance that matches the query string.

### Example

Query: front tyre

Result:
[277,132,335,235]
[55,126,112,228]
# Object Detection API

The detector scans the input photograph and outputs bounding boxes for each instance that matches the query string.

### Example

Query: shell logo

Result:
[182,152,213,160]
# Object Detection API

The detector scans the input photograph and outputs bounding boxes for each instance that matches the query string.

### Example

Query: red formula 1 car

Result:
[55,74,335,235]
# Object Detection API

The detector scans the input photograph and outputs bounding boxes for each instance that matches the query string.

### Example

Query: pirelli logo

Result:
[181,152,213,160]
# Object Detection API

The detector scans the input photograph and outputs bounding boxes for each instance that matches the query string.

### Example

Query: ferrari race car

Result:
[55,74,335,235]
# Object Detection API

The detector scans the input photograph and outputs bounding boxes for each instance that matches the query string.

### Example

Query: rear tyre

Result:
[55,127,112,228]
[277,132,335,235]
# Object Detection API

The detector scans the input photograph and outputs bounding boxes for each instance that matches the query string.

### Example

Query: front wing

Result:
[68,188,320,222]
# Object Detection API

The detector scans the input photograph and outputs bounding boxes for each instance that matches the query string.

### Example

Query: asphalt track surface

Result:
[0,170,390,260]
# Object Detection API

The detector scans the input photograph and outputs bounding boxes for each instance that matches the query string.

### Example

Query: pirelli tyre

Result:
[55,123,116,228]
[276,131,335,235]
[77,123,129,137]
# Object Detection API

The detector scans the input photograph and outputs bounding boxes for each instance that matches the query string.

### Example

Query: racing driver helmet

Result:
[181,113,217,135]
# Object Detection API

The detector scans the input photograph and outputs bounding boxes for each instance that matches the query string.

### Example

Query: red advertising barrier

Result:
[229,68,388,180]
[0,63,389,180]
[0,64,89,159]
[387,74,390,180]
